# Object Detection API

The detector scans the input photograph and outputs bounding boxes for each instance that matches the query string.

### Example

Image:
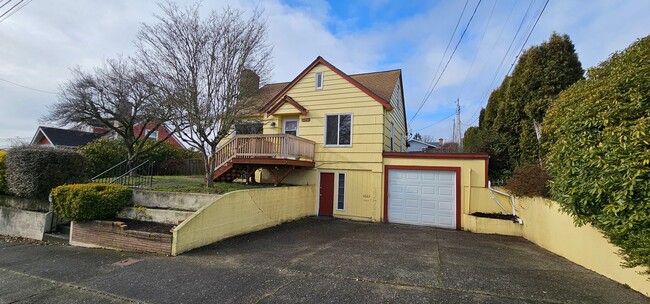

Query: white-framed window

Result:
[315,71,324,89]
[390,122,395,152]
[337,172,346,210]
[283,119,298,136]
[325,114,352,146]
[146,129,159,140]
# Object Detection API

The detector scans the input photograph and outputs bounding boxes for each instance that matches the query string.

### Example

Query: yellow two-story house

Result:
[214,56,489,230]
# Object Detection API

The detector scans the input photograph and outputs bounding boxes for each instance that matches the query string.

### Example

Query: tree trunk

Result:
[203,153,214,188]
[532,119,544,168]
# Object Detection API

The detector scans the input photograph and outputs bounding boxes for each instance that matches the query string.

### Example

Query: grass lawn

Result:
[148,175,277,194]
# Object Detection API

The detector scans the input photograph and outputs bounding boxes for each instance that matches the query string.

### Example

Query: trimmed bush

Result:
[504,164,550,197]
[6,146,88,198]
[0,150,7,195]
[51,183,132,221]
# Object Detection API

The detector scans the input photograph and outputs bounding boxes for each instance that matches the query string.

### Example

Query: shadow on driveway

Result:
[1,217,648,303]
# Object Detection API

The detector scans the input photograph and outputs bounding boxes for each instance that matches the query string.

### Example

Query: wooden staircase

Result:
[211,134,316,185]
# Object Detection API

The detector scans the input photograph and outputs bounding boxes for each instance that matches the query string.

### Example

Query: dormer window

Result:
[315,71,323,89]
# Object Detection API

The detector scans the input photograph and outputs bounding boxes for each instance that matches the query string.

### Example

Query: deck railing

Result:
[214,134,315,169]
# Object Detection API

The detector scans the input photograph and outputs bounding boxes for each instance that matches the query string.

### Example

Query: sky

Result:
[1,0,649,148]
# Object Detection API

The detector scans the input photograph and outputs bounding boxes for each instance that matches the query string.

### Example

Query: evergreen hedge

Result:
[5,146,88,198]
[544,35,650,271]
[0,150,8,195]
[51,183,132,221]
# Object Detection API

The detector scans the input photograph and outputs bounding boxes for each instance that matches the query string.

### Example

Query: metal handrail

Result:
[90,159,128,181]
[109,160,152,184]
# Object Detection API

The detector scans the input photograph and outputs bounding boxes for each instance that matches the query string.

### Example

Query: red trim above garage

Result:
[383,165,462,230]
[384,152,490,188]
[383,152,489,159]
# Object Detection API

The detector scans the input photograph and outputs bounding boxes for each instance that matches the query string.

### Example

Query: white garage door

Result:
[388,169,457,229]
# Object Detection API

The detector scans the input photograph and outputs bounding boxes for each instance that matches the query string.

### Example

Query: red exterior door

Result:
[319,173,334,216]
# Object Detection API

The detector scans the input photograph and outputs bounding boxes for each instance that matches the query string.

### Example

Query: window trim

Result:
[324,113,353,147]
[315,71,324,90]
[336,172,346,211]
[283,118,299,136]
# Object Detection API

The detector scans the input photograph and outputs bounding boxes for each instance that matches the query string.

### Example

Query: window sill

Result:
[324,144,352,148]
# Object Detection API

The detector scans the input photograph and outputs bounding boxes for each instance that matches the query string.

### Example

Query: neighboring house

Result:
[213,56,489,230]
[408,139,436,152]
[32,123,184,149]
[31,126,106,148]
[408,138,447,152]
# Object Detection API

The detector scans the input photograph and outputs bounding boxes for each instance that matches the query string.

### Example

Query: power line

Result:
[506,0,550,75]
[0,0,30,23]
[413,112,456,133]
[0,77,58,94]
[408,0,483,128]
[408,0,469,126]
[464,0,550,128]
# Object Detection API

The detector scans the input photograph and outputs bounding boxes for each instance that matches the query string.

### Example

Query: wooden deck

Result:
[212,134,316,184]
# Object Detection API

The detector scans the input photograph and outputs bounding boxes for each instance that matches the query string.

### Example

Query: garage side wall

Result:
[382,154,490,229]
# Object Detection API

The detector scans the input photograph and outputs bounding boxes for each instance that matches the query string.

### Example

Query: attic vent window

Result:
[315,72,323,89]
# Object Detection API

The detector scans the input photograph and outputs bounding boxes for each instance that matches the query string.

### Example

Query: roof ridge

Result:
[349,69,401,77]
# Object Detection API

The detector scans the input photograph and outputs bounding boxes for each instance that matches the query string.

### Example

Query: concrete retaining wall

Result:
[132,190,220,211]
[0,207,52,240]
[172,185,317,256]
[118,207,193,225]
[70,221,171,255]
[467,195,650,297]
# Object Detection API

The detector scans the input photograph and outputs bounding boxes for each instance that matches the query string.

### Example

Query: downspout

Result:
[488,181,523,225]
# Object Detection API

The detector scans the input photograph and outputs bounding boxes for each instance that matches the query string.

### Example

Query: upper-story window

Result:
[315,71,324,89]
[325,114,351,146]
[145,129,159,140]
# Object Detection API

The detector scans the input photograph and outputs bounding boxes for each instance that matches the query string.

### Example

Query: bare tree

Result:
[44,58,174,170]
[135,2,272,187]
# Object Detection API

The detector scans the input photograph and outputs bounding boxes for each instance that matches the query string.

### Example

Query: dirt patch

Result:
[471,212,519,221]
[114,218,174,234]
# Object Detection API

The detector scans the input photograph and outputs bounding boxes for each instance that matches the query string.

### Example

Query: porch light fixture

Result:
[270,122,276,128]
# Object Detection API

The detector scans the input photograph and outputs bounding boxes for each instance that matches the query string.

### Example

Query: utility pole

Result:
[456,98,462,152]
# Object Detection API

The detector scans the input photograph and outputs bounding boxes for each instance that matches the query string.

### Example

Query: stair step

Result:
[43,232,69,245]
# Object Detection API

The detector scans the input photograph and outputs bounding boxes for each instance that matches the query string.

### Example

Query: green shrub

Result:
[78,139,197,176]
[504,164,549,197]
[51,183,132,221]
[544,35,650,271]
[5,146,88,198]
[77,138,126,177]
[0,150,8,195]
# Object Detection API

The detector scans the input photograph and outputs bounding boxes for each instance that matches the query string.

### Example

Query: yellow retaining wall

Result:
[171,185,316,256]
[468,194,650,297]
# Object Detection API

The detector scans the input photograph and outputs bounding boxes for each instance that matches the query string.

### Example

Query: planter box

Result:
[70,220,171,255]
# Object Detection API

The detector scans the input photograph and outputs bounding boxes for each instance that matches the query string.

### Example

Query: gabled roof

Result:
[408,139,438,148]
[32,126,105,147]
[260,56,396,112]
[267,95,308,115]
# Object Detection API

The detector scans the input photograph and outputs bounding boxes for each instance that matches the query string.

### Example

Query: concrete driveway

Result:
[1,218,648,303]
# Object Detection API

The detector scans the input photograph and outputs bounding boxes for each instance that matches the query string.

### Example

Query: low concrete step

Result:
[117,207,195,226]
[43,232,69,245]
[132,190,220,212]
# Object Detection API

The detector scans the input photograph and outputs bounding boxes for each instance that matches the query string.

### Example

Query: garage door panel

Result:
[405,185,419,194]
[438,216,453,226]
[421,200,436,210]
[388,169,457,229]
[439,187,453,196]
[421,186,435,195]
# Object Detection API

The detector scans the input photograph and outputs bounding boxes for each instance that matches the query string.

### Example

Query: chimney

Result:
[239,69,260,99]
[438,138,444,147]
